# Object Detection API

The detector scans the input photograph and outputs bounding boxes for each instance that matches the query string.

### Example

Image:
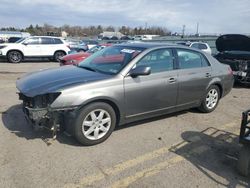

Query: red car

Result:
[60,43,112,66]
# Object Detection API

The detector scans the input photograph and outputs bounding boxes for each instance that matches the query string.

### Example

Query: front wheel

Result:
[198,85,220,113]
[73,102,116,146]
[7,51,22,63]
[54,51,66,62]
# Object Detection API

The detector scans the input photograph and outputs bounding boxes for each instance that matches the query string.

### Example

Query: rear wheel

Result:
[7,51,22,63]
[73,102,116,146]
[198,85,220,113]
[54,51,66,62]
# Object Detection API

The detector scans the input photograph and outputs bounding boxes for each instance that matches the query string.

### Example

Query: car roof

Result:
[31,36,63,39]
[113,42,179,49]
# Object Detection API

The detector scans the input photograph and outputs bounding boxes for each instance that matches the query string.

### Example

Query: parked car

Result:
[16,43,234,145]
[81,40,99,49]
[0,36,70,63]
[177,42,212,55]
[214,34,250,83]
[8,37,22,43]
[67,40,89,53]
[60,44,112,66]
[120,36,132,40]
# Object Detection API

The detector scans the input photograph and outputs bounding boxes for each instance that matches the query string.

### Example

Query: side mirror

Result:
[129,66,151,78]
[22,42,28,46]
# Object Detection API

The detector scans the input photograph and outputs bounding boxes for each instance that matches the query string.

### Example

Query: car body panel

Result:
[16,43,234,132]
[124,69,178,117]
[16,65,112,97]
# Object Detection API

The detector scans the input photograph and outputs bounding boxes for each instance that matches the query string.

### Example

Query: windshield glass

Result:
[87,45,106,53]
[78,46,145,75]
[15,38,26,43]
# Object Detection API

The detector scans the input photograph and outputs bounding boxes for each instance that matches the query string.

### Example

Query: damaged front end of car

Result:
[19,92,76,138]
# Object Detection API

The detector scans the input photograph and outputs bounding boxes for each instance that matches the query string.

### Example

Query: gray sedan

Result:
[16,43,234,145]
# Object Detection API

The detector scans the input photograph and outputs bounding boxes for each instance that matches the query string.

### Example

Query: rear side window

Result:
[190,43,199,49]
[54,38,63,44]
[41,37,54,44]
[25,37,40,45]
[136,49,174,73]
[177,49,203,69]
[199,43,208,50]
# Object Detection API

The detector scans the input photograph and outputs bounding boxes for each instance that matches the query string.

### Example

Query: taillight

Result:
[228,66,233,76]
[66,45,70,49]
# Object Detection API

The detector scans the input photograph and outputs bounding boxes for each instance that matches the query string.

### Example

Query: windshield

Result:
[15,38,26,43]
[78,46,145,75]
[87,45,106,53]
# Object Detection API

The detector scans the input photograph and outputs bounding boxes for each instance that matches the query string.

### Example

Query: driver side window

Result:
[135,49,174,73]
[25,37,40,45]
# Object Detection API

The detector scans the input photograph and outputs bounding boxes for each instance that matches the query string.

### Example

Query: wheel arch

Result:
[7,49,24,58]
[213,83,223,98]
[78,98,122,126]
[207,79,224,98]
[54,50,67,55]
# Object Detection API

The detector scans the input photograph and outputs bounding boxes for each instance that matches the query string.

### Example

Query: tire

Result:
[54,51,66,62]
[73,102,116,146]
[198,85,220,113]
[237,145,250,176]
[77,49,86,52]
[7,51,22,63]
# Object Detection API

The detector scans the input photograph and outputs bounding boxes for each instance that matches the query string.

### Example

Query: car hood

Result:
[16,65,112,97]
[0,43,21,47]
[216,34,250,52]
[62,52,91,61]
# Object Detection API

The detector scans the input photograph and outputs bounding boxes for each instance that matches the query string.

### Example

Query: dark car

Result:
[214,34,250,83]
[16,43,234,145]
[8,37,22,43]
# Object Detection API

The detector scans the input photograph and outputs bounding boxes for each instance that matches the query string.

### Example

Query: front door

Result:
[22,37,41,56]
[124,48,178,117]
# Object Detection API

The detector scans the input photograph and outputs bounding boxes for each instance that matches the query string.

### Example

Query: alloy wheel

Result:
[82,109,111,140]
[205,89,218,109]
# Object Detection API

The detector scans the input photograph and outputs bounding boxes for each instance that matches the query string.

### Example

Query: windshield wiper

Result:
[77,65,97,72]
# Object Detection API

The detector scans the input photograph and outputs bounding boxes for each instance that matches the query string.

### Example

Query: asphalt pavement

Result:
[0,61,249,188]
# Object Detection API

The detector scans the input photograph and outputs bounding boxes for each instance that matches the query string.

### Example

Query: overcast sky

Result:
[1,0,250,34]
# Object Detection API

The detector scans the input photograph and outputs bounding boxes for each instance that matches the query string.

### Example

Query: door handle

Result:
[168,77,177,83]
[205,73,211,77]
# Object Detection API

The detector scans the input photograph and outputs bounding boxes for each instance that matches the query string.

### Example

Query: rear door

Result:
[124,48,178,117]
[175,48,212,105]
[40,37,56,56]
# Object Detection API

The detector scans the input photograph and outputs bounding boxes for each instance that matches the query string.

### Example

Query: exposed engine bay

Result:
[18,92,76,138]
[215,34,250,83]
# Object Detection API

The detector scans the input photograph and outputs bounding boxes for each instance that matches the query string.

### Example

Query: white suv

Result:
[177,41,212,55]
[0,36,71,63]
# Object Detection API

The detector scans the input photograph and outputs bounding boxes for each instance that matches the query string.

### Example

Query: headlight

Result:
[0,46,6,49]
[32,93,61,108]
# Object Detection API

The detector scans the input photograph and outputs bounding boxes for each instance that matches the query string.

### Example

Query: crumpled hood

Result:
[16,65,112,97]
[216,34,250,52]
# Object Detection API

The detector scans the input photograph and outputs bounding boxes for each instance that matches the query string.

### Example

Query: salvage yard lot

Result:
[0,62,249,188]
